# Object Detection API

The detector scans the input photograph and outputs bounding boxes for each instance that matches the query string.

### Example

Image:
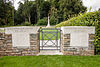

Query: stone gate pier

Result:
[0,26,95,56]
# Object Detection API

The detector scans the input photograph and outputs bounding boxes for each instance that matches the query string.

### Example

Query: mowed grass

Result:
[0,29,5,33]
[40,29,60,40]
[0,55,100,67]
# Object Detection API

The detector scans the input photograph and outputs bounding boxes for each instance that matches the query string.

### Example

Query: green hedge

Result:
[56,10,100,55]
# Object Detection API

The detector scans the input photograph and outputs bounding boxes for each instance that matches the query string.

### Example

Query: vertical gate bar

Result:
[60,29,61,52]
[57,29,58,50]
[42,30,43,50]
[39,29,40,52]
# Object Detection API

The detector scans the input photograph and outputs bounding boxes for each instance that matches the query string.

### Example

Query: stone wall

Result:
[0,26,95,56]
[61,33,95,56]
[0,33,39,56]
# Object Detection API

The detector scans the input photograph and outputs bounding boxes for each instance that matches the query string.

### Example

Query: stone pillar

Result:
[0,33,12,56]
[0,33,5,56]
[5,34,12,56]
[30,33,39,55]
[61,34,71,55]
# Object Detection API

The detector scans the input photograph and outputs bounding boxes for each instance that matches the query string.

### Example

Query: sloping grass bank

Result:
[0,55,100,67]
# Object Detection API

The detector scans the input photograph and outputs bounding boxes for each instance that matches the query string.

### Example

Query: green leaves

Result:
[0,1,14,26]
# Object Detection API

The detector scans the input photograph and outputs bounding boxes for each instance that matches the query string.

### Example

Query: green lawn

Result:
[0,29,5,33]
[0,55,100,67]
[40,29,60,40]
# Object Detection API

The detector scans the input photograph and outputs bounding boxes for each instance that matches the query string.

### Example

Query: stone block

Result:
[0,41,4,45]
[30,42,37,45]
[30,34,37,38]
[5,50,12,53]
[64,39,70,42]
[30,34,38,41]
[0,33,4,38]
[64,41,70,46]
[64,51,74,55]
[89,34,94,40]
[22,51,28,54]
[5,39,12,43]
[64,34,70,39]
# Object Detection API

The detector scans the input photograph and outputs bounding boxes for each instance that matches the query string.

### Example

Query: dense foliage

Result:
[56,10,100,54]
[0,0,87,26]
[0,0,14,26]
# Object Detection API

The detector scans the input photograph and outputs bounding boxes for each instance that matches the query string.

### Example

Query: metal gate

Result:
[39,28,61,51]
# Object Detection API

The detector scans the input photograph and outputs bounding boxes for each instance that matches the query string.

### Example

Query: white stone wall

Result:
[5,26,40,47]
[61,26,95,47]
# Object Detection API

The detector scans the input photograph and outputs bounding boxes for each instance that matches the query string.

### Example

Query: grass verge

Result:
[0,55,100,67]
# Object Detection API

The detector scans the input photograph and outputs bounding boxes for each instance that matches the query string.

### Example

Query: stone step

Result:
[38,50,63,55]
[40,47,60,50]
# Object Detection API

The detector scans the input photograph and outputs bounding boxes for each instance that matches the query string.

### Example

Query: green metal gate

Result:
[39,28,61,51]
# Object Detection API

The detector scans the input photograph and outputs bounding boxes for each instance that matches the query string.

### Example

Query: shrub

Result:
[50,15,58,25]
[36,17,47,26]
[21,22,33,26]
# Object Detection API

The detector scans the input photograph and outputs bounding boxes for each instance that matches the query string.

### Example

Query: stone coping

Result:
[61,26,95,34]
[61,26,95,29]
[5,26,40,34]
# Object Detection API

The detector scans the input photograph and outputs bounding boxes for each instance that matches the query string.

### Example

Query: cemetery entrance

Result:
[39,28,61,51]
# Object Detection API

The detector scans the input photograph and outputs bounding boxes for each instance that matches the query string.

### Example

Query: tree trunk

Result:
[28,14,31,23]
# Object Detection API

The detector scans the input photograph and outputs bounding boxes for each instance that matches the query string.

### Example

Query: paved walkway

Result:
[38,50,63,55]
[40,39,60,50]
[39,39,62,55]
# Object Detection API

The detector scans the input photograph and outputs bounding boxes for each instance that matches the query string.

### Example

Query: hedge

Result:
[56,10,100,55]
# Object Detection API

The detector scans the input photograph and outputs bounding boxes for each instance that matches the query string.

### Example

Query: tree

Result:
[22,1,33,23]
[0,0,14,26]
[14,1,37,25]
[49,6,58,25]
[40,1,51,19]
[59,0,87,21]
[36,0,44,20]
[14,3,25,25]
[30,2,37,24]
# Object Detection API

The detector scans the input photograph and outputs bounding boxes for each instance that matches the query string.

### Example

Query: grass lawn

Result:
[40,29,60,40]
[0,29,5,33]
[0,55,100,67]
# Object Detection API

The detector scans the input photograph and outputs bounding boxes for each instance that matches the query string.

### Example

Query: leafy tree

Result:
[36,0,44,20]
[0,0,14,26]
[49,7,58,25]
[30,2,37,24]
[40,1,51,19]
[59,0,87,21]
[15,1,37,25]
[14,2,25,25]
[22,1,33,23]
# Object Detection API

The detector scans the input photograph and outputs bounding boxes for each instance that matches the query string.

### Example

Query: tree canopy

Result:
[0,0,87,26]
